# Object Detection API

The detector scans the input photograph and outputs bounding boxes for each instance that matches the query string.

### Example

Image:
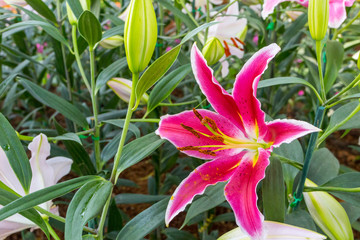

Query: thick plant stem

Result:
[110,72,139,183]
[89,49,101,171]
[96,194,112,240]
[292,106,325,209]
[316,40,326,102]
[72,25,91,92]
[97,73,138,238]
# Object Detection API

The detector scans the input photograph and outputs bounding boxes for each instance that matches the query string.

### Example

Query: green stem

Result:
[271,153,303,170]
[35,206,97,234]
[180,1,199,27]
[332,10,360,40]
[317,100,360,147]
[204,0,210,44]
[44,217,61,240]
[304,186,360,193]
[292,106,325,209]
[110,72,138,182]
[316,40,326,102]
[97,73,139,238]
[96,194,112,240]
[89,49,101,171]
[324,73,360,106]
[131,118,160,123]
[72,25,91,92]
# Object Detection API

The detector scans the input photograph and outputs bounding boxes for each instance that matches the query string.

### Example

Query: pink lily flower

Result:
[261,0,356,29]
[0,134,73,239]
[156,43,320,239]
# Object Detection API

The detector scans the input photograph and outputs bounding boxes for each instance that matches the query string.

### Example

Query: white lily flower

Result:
[218,221,326,240]
[0,134,73,239]
[207,1,247,77]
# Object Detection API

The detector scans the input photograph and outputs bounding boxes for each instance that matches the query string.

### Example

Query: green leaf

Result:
[262,158,285,222]
[116,197,169,240]
[147,64,191,113]
[182,182,226,227]
[285,209,317,231]
[115,194,168,204]
[328,101,360,130]
[134,45,181,109]
[0,20,70,49]
[0,188,49,239]
[163,228,198,240]
[103,119,140,138]
[116,133,165,175]
[322,173,360,208]
[0,73,17,98]
[258,77,319,97]
[324,40,344,93]
[65,180,113,240]
[0,176,100,221]
[157,0,196,30]
[101,25,124,41]
[19,79,89,128]
[0,113,32,193]
[95,57,127,94]
[116,133,164,175]
[180,22,218,44]
[307,148,340,185]
[55,123,96,175]
[66,0,83,18]
[78,10,102,49]
[273,140,303,197]
[24,0,57,23]
[51,133,82,145]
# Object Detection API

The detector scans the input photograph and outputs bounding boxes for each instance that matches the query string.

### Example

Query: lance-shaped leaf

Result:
[78,10,102,49]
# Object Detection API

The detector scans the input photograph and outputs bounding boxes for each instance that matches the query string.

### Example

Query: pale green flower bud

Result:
[124,0,157,73]
[107,78,149,103]
[66,0,90,25]
[357,53,360,70]
[304,179,353,240]
[99,35,124,49]
[308,0,329,41]
[237,25,248,42]
[202,37,225,66]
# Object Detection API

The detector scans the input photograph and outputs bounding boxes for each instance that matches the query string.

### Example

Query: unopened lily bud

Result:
[357,53,360,70]
[107,78,149,103]
[304,179,353,240]
[308,0,329,41]
[202,37,225,65]
[124,0,157,73]
[99,35,124,49]
[66,0,90,25]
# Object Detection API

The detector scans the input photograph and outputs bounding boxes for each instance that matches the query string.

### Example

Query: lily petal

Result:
[191,43,246,132]
[0,148,24,196]
[344,0,355,6]
[218,221,326,240]
[261,0,308,19]
[224,149,270,240]
[0,220,34,240]
[46,157,73,184]
[264,119,320,148]
[156,109,246,159]
[328,0,347,28]
[232,43,280,139]
[165,152,245,226]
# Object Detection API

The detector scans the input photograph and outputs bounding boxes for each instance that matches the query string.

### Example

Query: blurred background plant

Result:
[0,0,360,239]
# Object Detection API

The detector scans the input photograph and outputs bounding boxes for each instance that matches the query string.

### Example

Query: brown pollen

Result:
[202,117,219,132]
[181,123,200,138]
[193,108,203,121]
[199,149,216,156]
